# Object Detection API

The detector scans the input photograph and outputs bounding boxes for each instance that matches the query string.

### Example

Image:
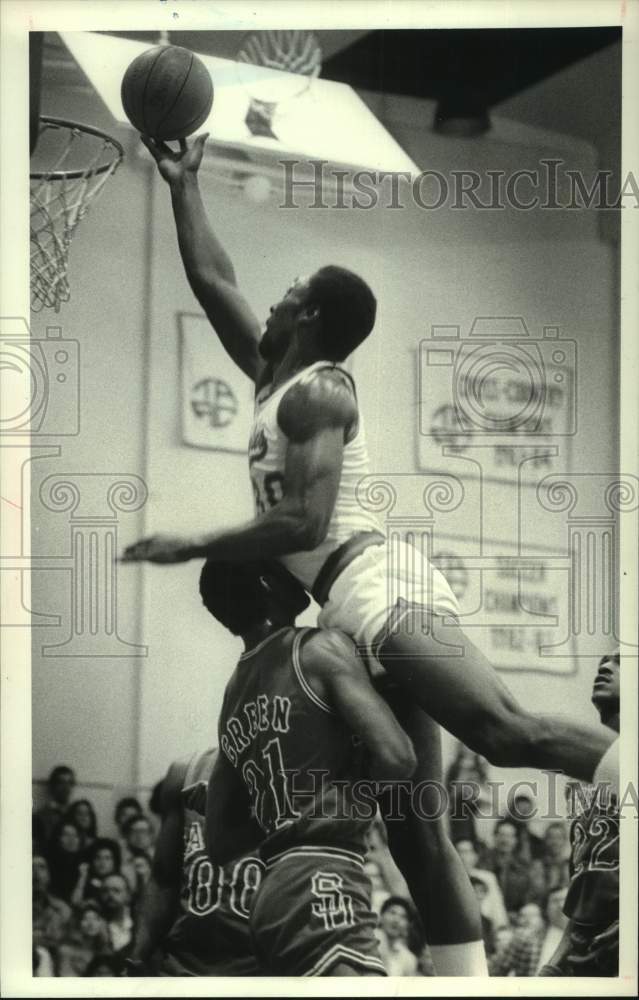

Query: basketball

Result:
[121,45,213,141]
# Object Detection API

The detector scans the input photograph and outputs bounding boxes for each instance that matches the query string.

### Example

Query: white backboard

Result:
[60,32,419,175]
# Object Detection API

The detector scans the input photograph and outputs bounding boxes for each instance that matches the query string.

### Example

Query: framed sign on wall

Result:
[417,317,575,487]
[179,312,254,454]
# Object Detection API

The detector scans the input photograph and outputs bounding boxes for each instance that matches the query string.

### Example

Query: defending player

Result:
[540,649,620,977]
[199,557,417,976]
[124,134,615,973]
[125,747,264,976]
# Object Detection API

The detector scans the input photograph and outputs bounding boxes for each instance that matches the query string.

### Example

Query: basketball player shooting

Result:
[124,133,614,784]
[123,134,617,974]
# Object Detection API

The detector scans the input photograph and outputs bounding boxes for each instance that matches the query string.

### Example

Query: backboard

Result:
[60,31,419,176]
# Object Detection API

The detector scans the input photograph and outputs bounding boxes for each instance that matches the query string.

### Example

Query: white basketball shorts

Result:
[317,539,460,674]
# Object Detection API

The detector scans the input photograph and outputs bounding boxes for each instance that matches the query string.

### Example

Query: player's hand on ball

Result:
[140,133,209,185]
[121,534,194,564]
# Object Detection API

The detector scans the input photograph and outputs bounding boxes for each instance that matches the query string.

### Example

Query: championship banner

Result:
[179,312,254,454]
[431,546,576,675]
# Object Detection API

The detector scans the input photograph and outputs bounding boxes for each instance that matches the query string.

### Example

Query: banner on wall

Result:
[417,318,576,486]
[179,312,254,454]
[430,545,576,675]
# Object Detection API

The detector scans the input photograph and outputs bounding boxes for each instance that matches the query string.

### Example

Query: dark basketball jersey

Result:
[564,783,619,928]
[218,627,373,862]
[162,748,264,976]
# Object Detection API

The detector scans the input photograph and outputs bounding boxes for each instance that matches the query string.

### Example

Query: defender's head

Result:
[199,559,310,636]
[259,266,377,364]
[591,648,620,728]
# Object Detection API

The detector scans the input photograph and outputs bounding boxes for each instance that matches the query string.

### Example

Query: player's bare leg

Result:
[379,692,487,975]
[377,610,614,781]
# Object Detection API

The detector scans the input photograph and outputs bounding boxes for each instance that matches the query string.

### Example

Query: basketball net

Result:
[30,118,124,313]
[236,30,322,141]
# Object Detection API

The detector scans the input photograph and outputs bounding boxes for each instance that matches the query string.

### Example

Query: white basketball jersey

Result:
[248,362,381,590]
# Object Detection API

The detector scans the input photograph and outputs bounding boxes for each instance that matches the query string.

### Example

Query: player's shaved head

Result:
[199,559,309,635]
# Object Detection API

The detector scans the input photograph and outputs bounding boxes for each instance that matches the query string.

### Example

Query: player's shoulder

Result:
[299,626,363,677]
[278,365,357,439]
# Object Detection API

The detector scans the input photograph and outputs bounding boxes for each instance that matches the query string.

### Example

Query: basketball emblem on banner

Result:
[191,378,239,429]
[179,314,253,453]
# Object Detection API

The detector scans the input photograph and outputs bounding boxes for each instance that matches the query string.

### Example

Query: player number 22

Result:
[572,816,619,875]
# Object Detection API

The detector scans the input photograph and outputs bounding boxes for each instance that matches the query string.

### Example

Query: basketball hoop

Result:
[30,117,124,313]
[236,30,322,140]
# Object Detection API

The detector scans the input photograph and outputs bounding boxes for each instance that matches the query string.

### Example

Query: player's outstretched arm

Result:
[141,134,264,382]
[127,761,186,971]
[122,370,351,564]
[301,630,417,782]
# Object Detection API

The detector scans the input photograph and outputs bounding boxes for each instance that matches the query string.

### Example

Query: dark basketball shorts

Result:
[567,923,619,977]
[250,845,386,976]
[159,950,262,977]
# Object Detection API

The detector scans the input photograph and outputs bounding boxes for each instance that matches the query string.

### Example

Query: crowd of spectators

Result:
[444,744,573,977]
[32,766,155,977]
[33,755,574,977]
